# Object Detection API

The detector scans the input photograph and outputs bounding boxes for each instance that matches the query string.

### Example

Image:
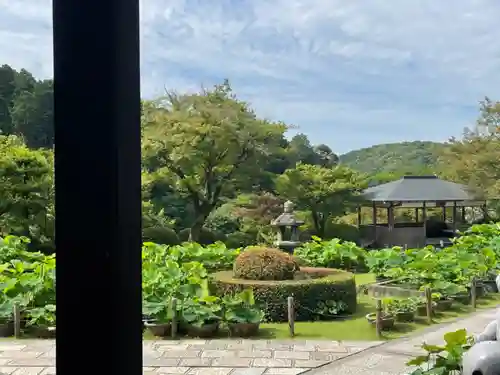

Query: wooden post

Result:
[461,207,466,223]
[357,206,362,228]
[442,205,447,222]
[425,288,433,324]
[287,297,295,337]
[415,208,419,223]
[375,299,382,338]
[471,278,477,309]
[171,298,178,338]
[372,202,377,243]
[13,303,21,338]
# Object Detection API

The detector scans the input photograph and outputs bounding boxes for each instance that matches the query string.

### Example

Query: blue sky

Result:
[1,0,500,153]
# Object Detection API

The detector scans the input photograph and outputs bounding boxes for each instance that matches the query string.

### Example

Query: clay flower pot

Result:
[435,299,453,311]
[416,303,436,316]
[394,311,415,322]
[31,326,56,339]
[365,313,394,330]
[145,322,172,337]
[0,321,14,337]
[185,322,220,338]
[228,322,260,338]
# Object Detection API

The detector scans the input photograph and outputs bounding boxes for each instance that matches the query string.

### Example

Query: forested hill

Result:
[339,141,446,174]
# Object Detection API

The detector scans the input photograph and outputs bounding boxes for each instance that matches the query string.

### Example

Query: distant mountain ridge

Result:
[339,141,446,175]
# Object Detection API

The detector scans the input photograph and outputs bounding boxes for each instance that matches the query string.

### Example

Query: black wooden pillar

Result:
[52,0,142,374]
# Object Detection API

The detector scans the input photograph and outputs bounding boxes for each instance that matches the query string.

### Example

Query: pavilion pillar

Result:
[415,208,419,223]
[356,206,362,228]
[452,201,457,232]
[52,0,142,374]
[442,205,447,222]
[461,207,466,222]
[372,202,377,243]
[422,202,427,244]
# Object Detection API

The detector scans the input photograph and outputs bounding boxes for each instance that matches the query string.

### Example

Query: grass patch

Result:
[259,273,500,341]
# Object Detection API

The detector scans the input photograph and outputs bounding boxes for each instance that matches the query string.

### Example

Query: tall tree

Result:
[438,97,500,216]
[275,163,364,237]
[141,81,286,241]
[10,79,54,149]
[0,64,16,135]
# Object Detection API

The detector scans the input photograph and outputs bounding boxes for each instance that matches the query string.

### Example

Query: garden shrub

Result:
[142,226,180,245]
[233,247,299,281]
[210,268,357,322]
[224,231,255,249]
[324,222,360,242]
[178,227,226,245]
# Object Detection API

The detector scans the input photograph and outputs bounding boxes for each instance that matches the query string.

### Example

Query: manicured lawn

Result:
[259,273,500,341]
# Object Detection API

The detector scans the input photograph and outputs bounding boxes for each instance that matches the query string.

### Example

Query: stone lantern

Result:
[270,200,304,254]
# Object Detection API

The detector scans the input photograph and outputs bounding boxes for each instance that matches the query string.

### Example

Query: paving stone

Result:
[156,344,191,352]
[0,360,11,366]
[310,351,343,361]
[293,359,329,368]
[11,368,45,375]
[252,358,292,368]
[8,358,55,367]
[186,368,232,375]
[178,358,212,367]
[201,350,236,358]
[237,350,272,358]
[0,352,42,359]
[264,368,308,375]
[273,351,310,360]
[39,368,55,375]
[230,369,266,375]
[210,357,252,367]
[0,368,18,375]
[144,358,181,367]
[164,350,201,358]
[0,345,25,352]
[156,367,190,374]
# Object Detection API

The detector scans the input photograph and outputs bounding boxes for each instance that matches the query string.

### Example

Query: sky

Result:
[1,0,500,153]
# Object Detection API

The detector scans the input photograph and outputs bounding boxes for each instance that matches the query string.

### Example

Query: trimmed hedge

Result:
[143,226,180,245]
[210,267,357,322]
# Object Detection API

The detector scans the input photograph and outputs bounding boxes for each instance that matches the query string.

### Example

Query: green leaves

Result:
[407,329,472,375]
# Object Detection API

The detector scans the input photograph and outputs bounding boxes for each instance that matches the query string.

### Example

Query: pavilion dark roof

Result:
[362,175,479,202]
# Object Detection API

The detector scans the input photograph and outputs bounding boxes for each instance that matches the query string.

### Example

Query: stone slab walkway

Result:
[0,338,383,375]
[306,307,499,375]
[0,307,496,375]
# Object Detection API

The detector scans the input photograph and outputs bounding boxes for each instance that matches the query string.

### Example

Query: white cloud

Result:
[1,0,500,152]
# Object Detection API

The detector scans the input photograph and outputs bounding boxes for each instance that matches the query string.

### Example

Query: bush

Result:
[143,226,180,245]
[324,223,360,242]
[210,268,357,322]
[233,247,299,281]
[224,231,255,249]
[178,227,226,245]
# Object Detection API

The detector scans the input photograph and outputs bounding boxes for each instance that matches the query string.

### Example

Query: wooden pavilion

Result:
[357,175,487,248]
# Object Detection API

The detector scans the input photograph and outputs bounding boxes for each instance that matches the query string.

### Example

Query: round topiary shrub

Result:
[143,226,180,245]
[210,267,357,322]
[233,247,299,281]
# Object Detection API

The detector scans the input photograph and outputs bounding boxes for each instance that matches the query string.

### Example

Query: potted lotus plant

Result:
[179,296,222,338]
[0,300,14,337]
[142,300,176,337]
[25,304,56,338]
[383,298,417,322]
[222,289,264,337]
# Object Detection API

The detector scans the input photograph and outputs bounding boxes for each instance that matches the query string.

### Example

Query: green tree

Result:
[0,64,16,135]
[10,79,54,149]
[0,135,54,250]
[275,163,364,237]
[141,81,286,241]
[438,98,500,216]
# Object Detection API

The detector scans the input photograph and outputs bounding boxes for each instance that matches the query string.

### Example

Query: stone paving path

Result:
[0,307,496,375]
[306,307,499,375]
